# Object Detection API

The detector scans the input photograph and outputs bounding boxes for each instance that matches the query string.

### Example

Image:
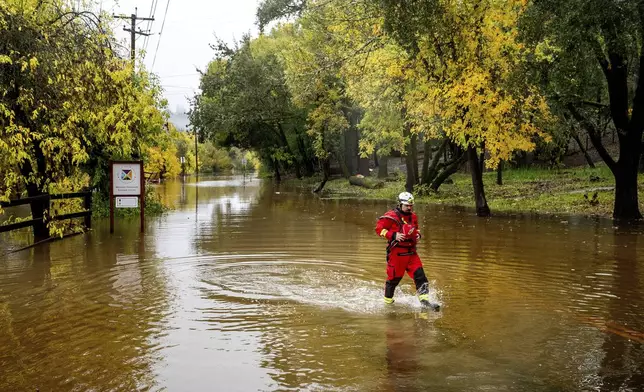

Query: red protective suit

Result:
[375,207,429,300]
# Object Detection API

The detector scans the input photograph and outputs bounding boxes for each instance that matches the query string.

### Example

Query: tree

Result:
[190,36,311,180]
[260,0,467,190]
[171,127,197,175]
[522,0,644,220]
[197,141,234,173]
[341,26,418,190]
[257,0,307,32]
[0,0,167,238]
[378,0,553,216]
[145,128,181,180]
[275,19,359,188]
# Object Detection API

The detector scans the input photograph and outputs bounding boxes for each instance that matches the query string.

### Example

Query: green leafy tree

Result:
[521,0,644,220]
[190,36,311,180]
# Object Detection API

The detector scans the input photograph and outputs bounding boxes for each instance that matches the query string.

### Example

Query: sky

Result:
[100,0,262,114]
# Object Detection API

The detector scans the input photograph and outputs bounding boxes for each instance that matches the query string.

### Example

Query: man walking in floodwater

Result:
[375,192,438,310]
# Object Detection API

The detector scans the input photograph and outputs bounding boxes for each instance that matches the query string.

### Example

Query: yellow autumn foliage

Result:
[0,0,173,233]
[402,0,553,168]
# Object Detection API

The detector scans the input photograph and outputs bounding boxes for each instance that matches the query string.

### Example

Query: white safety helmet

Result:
[398,192,414,206]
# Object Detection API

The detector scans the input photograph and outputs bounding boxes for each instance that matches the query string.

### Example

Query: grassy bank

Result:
[285,165,644,218]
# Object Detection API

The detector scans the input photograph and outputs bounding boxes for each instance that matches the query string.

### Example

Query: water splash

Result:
[199,257,443,315]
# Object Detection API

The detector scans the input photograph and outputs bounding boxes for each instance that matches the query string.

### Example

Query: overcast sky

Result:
[100,0,262,113]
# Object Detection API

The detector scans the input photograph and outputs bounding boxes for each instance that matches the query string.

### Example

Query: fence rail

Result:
[0,191,92,235]
[0,218,43,233]
[0,194,50,208]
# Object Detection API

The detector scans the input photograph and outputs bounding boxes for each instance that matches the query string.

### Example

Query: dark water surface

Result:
[1,175,643,391]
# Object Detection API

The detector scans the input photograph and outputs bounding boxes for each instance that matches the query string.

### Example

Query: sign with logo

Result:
[109,160,145,234]
[112,163,142,196]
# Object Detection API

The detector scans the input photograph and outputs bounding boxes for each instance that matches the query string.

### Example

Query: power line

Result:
[143,0,159,56]
[151,0,171,71]
[141,0,154,54]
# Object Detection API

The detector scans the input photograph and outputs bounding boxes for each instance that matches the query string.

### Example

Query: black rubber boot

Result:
[384,277,402,303]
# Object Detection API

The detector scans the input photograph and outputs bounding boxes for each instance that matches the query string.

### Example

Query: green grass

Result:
[287,165,644,218]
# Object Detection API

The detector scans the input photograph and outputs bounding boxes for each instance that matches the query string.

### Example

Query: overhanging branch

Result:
[567,103,617,172]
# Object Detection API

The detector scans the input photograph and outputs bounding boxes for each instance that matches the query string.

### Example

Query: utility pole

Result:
[194,128,199,182]
[113,8,154,159]
[113,8,154,62]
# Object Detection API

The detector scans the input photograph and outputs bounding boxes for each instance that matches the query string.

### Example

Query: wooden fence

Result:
[0,191,92,238]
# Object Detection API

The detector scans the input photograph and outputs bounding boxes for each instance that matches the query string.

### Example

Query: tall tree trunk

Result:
[421,138,432,184]
[405,156,415,192]
[378,155,389,178]
[400,94,416,191]
[614,158,642,220]
[313,158,331,193]
[568,103,642,220]
[373,151,379,167]
[497,160,503,186]
[344,127,358,175]
[336,150,350,178]
[431,150,466,191]
[296,133,315,176]
[423,139,448,185]
[571,126,596,168]
[356,129,370,176]
[272,159,281,182]
[468,145,490,217]
[403,125,416,192]
[571,31,644,220]
[410,133,419,183]
[478,143,485,173]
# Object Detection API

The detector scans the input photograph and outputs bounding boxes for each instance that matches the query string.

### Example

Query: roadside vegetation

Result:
[191,0,644,221]
[285,165,644,219]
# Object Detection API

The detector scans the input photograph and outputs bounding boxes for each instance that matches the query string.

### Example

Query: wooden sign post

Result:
[109,160,145,233]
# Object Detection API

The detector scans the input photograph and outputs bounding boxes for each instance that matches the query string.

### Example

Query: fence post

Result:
[30,193,50,241]
[84,191,92,229]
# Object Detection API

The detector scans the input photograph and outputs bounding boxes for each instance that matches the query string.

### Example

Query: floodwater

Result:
[1,175,643,391]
